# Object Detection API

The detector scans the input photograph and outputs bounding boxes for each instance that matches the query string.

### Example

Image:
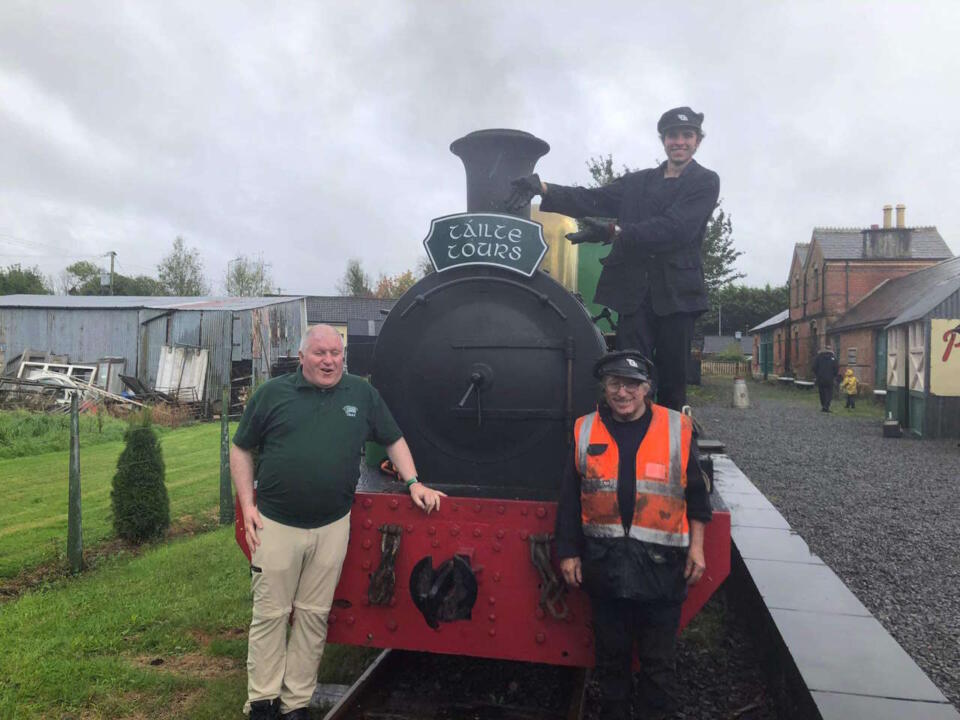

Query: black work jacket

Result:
[555,402,712,602]
[812,351,839,385]
[540,160,720,316]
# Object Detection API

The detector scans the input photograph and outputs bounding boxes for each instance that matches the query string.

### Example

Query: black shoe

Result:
[280,709,312,720]
[250,698,279,720]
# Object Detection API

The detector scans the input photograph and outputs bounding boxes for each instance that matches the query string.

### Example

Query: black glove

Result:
[565,217,615,244]
[505,173,542,211]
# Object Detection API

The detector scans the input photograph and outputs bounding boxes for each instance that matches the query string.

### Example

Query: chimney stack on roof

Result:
[896,203,906,229]
[882,204,893,229]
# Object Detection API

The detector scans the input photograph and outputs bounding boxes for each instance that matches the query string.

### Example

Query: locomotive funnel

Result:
[450,129,549,219]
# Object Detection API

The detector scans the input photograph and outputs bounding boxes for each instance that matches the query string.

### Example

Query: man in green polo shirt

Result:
[231,324,443,720]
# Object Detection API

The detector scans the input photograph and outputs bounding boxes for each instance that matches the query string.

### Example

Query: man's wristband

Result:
[405,477,419,489]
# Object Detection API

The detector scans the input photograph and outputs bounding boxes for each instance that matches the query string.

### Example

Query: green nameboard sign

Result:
[423,212,547,277]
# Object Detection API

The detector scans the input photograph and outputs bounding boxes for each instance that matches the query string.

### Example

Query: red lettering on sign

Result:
[943,330,959,362]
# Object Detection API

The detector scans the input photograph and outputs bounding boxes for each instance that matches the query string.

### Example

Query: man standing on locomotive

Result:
[231,324,444,720]
[507,107,720,411]
[556,351,711,719]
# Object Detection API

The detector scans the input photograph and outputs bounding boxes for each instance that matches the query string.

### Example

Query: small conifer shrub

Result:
[111,412,170,543]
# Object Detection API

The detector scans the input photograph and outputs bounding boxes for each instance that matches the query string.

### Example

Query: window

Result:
[847,347,857,364]
[813,268,819,299]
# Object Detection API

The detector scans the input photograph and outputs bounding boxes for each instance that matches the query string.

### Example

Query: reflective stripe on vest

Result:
[575,405,690,547]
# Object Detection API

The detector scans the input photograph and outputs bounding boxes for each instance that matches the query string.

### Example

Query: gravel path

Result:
[696,379,960,709]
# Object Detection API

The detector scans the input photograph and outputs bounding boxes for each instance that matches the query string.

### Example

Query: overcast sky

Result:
[2,1,958,295]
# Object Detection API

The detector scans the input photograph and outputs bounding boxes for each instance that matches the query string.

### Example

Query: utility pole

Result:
[107,251,117,295]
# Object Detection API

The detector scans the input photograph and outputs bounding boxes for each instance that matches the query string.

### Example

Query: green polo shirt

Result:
[233,369,402,528]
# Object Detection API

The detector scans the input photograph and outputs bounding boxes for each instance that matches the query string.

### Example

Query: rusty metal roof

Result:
[0,295,303,311]
[830,257,960,332]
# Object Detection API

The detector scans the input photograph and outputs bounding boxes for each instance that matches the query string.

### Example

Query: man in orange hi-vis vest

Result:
[556,351,712,719]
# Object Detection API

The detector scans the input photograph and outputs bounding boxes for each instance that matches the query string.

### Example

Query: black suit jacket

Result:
[539,159,720,316]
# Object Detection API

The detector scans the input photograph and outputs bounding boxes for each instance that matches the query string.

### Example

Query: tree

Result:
[700,205,745,293]
[226,255,274,296]
[0,264,52,294]
[60,260,167,296]
[374,270,417,299]
[696,283,790,337]
[336,258,373,297]
[111,415,170,543]
[584,154,744,302]
[157,236,209,296]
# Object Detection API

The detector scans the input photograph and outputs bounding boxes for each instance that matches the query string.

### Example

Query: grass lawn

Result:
[688,374,886,420]
[0,410,144,460]
[2,422,227,581]
[0,526,377,720]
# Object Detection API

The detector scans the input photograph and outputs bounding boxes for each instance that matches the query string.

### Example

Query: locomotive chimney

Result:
[450,129,550,219]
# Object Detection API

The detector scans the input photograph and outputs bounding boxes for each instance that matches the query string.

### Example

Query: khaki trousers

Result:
[245,512,350,715]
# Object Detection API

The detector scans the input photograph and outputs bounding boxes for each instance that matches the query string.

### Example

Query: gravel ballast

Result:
[695,378,960,709]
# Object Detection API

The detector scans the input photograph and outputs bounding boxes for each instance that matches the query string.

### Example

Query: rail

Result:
[323,649,587,720]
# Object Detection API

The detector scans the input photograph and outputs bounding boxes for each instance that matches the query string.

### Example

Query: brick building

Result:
[786,205,952,381]
[828,256,960,390]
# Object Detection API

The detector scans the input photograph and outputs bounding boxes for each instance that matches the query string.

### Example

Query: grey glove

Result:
[505,173,542,211]
[565,217,615,244]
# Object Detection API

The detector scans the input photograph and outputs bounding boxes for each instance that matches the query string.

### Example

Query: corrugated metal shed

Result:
[0,295,306,406]
[0,295,300,310]
[831,258,960,332]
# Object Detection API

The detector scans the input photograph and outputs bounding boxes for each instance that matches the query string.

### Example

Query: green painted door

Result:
[874,330,887,389]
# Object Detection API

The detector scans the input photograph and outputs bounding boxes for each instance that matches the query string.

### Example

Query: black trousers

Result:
[845,394,855,408]
[617,305,696,411]
[818,382,833,410]
[591,596,682,719]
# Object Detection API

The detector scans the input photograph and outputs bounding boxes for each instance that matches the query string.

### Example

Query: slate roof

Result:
[0,294,303,311]
[830,257,960,332]
[702,335,752,355]
[749,309,789,334]
[810,227,952,261]
[793,243,810,267]
[887,260,960,327]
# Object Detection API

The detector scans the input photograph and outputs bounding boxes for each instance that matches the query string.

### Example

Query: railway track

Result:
[323,649,588,720]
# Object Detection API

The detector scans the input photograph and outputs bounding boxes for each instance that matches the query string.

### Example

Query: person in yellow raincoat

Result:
[841,368,859,409]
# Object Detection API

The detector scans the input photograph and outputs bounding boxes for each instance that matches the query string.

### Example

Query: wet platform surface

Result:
[714,454,960,719]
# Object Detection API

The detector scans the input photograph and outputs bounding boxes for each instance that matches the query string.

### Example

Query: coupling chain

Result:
[529,533,568,620]
[367,524,403,606]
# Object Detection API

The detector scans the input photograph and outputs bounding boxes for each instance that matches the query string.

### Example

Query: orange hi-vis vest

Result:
[574,403,692,547]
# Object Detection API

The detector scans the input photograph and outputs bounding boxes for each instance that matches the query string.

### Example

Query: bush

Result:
[111,414,170,543]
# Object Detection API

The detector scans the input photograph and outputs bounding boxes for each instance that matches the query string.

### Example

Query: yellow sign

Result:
[930,319,960,396]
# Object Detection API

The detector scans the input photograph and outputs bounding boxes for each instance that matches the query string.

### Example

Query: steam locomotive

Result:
[237,129,730,667]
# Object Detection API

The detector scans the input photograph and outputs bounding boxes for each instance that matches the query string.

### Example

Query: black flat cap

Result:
[593,350,653,382]
[657,107,704,134]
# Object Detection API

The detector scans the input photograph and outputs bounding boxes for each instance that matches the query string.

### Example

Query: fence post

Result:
[67,394,83,573]
[219,386,233,525]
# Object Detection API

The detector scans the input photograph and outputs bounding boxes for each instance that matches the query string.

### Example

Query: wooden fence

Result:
[701,360,751,377]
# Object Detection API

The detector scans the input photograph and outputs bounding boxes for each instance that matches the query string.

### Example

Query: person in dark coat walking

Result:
[506,107,720,411]
[812,346,840,412]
